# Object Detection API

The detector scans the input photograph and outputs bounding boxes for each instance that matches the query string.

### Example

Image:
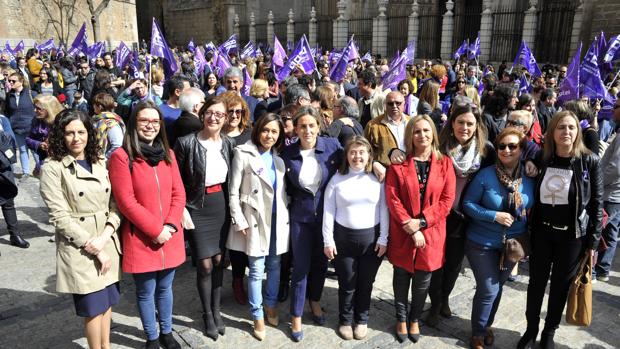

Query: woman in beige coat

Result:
[40,110,121,349]
[226,113,290,341]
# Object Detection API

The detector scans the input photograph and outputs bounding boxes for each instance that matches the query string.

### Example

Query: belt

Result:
[205,183,223,194]
[541,221,569,231]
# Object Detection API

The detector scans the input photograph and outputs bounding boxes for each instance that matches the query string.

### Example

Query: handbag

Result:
[499,229,529,270]
[566,253,593,326]
[446,208,468,238]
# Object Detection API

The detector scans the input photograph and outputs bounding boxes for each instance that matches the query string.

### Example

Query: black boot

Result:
[425,305,441,327]
[145,337,159,349]
[440,296,452,318]
[159,332,181,349]
[517,326,538,349]
[10,234,29,248]
[202,313,218,341]
[540,329,555,349]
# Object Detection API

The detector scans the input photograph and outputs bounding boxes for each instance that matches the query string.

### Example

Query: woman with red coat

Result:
[385,114,456,343]
[108,100,186,349]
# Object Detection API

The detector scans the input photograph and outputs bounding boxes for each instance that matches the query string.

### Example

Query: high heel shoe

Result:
[395,322,408,343]
[517,327,538,349]
[253,319,266,341]
[264,305,279,326]
[408,322,420,343]
[213,310,225,335]
[202,313,219,341]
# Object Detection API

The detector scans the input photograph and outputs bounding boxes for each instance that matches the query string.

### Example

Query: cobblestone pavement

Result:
[1,174,619,349]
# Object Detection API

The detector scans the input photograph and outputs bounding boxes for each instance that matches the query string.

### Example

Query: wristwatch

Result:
[419,217,427,229]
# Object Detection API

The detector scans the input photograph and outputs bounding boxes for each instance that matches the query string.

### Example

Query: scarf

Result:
[140,140,165,166]
[449,137,481,177]
[495,162,526,221]
[92,112,124,153]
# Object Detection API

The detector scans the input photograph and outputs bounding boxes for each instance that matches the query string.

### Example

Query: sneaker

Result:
[597,274,609,282]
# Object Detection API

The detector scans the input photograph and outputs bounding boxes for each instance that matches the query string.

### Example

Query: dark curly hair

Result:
[48,109,101,163]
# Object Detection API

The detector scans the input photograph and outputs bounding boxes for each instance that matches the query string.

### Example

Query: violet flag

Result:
[36,39,55,53]
[404,41,415,65]
[14,40,24,53]
[478,66,490,96]
[381,54,407,91]
[150,18,178,78]
[512,41,542,77]
[558,42,581,106]
[240,41,256,60]
[193,47,207,75]
[597,32,613,79]
[242,67,252,96]
[219,34,238,55]
[453,40,468,60]
[87,42,105,60]
[188,39,195,52]
[205,41,216,53]
[130,50,142,79]
[580,40,609,100]
[361,51,372,62]
[213,48,231,78]
[276,35,316,82]
[468,32,481,60]
[603,34,620,63]
[273,35,287,68]
[518,75,531,96]
[330,38,356,82]
[3,44,15,63]
[67,23,88,57]
[115,42,132,70]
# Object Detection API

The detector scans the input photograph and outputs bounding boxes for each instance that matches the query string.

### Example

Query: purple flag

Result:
[478,66,490,96]
[580,40,608,100]
[361,51,372,62]
[598,93,617,120]
[213,48,231,78]
[242,67,252,96]
[404,41,415,65]
[468,32,481,60]
[205,41,216,53]
[188,39,195,52]
[453,40,468,60]
[518,75,531,96]
[330,38,356,82]
[558,42,582,106]
[130,50,142,79]
[512,41,542,77]
[87,42,105,60]
[381,54,407,91]
[256,46,264,57]
[349,40,360,62]
[67,23,88,57]
[276,35,316,82]
[219,34,238,55]
[273,35,287,67]
[597,32,613,79]
[150,18,178,78]
[240,41,256,60]
[603,34,620,63]
[36,39,55,53]
[193,47,207,75]
[3,44,16,63]
[115,41,132,70]
[14,40,24,53]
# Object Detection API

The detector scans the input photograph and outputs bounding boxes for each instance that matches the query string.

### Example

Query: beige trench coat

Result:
[226,142,290,257]
[39,156,121,294]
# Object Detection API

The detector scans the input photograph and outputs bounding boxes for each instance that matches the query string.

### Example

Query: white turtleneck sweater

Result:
[322,168,389,247]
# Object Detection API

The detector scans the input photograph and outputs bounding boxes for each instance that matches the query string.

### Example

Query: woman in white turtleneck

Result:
[322,136,389,341]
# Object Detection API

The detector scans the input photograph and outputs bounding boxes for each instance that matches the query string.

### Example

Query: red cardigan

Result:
[108,148,186,273]
[385,153,456,273]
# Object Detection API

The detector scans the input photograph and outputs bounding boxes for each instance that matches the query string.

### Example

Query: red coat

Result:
[108,148,186,273]
[385,153,455,273]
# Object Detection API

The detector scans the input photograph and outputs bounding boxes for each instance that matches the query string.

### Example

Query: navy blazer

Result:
[281,136,343,224]
[242,94,259,122]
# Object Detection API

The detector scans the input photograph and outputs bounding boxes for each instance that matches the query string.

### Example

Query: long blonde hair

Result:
[542,110,591,162]
[405,114,443,160]
[33,94,65,125]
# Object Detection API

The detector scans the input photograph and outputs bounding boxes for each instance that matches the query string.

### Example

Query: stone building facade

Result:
[0,0,138,51]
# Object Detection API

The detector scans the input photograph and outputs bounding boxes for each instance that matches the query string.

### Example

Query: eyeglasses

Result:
[498,143,519,151]
[506,119,526,127]
[203,110,227,120]
[137,118,161,127]
[279,114,292,121]
[457,81,466,84]
[227,109,243,116]
[387,101,403,107]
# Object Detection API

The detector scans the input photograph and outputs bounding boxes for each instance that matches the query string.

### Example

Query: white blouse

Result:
[299,148,322,195]
[199,137,228,186]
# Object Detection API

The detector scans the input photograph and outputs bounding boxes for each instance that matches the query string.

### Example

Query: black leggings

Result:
[393,266,432,323]
[428,235,466,306]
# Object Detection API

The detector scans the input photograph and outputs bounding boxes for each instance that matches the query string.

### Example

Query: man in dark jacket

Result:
[77,60,96,101]
[326,96,363,147]
[537,88,557,134]
[5,73,37,178]
[170,88,205,146]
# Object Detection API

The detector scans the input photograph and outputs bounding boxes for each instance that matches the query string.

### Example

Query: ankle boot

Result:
[540,329,555,349]
[9,234,29,248]
[469,336,484,349]
[202,312,218,341]
[517,327,538,349]
[232,277,247,305]
[440,296,452,318]
[425,304,441,327]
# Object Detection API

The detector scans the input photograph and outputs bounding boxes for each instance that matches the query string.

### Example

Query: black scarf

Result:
[140,140,165,166]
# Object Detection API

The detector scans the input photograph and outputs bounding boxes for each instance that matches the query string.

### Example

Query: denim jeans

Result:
[595,201,620,277]
[465,239,515,337]
[133,268,176,340]
[14,133,37,174]
[248,254,281,320]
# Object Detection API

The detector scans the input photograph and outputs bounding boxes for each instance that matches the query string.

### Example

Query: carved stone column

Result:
[440,0,455,61]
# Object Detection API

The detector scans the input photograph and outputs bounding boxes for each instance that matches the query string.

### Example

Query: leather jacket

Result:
[173,132,235,209]
[531,152,603,250]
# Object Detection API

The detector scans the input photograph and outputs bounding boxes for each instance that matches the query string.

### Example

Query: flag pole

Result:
[147,55,152,99]
[606,70,620,90]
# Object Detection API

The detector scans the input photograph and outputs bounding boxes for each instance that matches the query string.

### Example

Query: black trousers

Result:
[393,266,432,323]
[525,225,586,331]
[1,198,18,236]
[229,250,248,279]
[428,234,466,306]
[333,223,383,325]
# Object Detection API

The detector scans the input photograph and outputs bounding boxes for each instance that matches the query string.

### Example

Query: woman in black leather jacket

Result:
[174,95,235,340]
[518,110,603,349]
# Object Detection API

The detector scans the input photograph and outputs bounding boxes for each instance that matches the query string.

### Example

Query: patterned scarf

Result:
[449,137,481,177]
[495,162,526,221]
[92,111,125,154]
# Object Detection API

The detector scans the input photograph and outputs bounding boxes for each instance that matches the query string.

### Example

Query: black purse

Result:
[446,208,468,238]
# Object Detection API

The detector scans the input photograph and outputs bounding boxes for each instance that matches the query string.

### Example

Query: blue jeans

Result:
[595,201,620,277]
[133,268,176,340]
[14,133,37,174]
[465,239,516,337]
[248,254,281,320]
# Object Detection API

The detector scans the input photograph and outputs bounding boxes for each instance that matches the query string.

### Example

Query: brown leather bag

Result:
[566,253,593,326]
[499,231,529,270]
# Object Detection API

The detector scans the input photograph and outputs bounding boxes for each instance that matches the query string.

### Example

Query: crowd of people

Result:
[0,40,618,349]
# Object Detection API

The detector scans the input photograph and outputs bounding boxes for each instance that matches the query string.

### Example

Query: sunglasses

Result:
[457,81,466,84]
[228,109,243,116]
[8,79,18,83]
[498,143,519,151]
[387,101,403,107]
